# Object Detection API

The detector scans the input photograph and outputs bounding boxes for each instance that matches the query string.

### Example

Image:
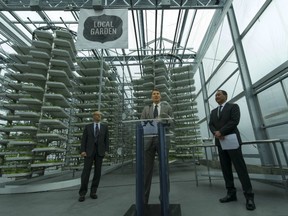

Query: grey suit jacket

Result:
[140,101,173,120]
[208,102,242,147]
[140,101,173,137]
[80,122,109,157]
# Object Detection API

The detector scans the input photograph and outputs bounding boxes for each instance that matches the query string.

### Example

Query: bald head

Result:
[93,111,102,122]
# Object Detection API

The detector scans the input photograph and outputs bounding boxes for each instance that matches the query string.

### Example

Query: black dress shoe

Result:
[90,193,98,199]
[246,198,256,210]
[78,195,85,202]
[219,194,237,203]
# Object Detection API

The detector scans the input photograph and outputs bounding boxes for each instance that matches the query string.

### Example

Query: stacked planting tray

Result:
[170,65,202,159]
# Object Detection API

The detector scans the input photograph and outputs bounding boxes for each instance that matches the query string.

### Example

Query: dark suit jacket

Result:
[80,122,109,157]
[208,102,242,146]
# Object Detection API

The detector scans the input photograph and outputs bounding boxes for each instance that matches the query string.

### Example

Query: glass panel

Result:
[14,11,43,22]
[202,55,214,81]
[183,9,215,52]
[267,125,288,139]
[199,121,210,139]
[1,11,15,20]
[202,16,233,81]
[45,11,77,22]
[219,71,243,97]
[242,0,288,84]
[233,0,266,33]
[257,83,288,126]
[208,94,217,111]
[236,97,256,141]
[234,98,259,164]
[15,24,32,39]
[194,68,201,94]
[0,44,15,54]
[283,76,288,96]
[206,52,239,96]
[196,91,205,121]
[266,125,288,167]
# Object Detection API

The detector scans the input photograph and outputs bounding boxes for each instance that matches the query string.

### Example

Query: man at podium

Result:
[140,88,173,204]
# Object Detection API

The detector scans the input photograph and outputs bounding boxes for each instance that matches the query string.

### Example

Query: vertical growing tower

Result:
[170,65,201,159]
[132,61,201,160]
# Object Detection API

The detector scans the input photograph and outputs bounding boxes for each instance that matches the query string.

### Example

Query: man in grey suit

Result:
[209,90,256,210]
[141,88,173,204]
[78,111,109,202]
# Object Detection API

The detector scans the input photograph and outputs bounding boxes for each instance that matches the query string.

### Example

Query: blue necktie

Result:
[95,124,99,140]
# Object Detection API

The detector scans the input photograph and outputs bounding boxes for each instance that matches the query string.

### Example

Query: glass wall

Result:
[241,0,288,84]
[236,98,260,164]
[194,68,201,93]
[236,98,256,142]
[202,16,234,88]
[206,53,240,97]
[233,0,266,34]
[196,88,206,121]
[197,0,288,167]
[257,82,288,127]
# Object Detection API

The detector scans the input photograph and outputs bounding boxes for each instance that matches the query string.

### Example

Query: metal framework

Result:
[0,0,227,71]
[0,0,222,11]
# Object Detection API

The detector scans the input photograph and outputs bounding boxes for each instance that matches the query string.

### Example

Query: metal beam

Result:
[191,0,232,74]
[0,12,31,46]
[85,53,196,62]
[0,0,225,11]
[227,5,274,166]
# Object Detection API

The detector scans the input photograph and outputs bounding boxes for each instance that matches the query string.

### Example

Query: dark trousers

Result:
[217,146,253,194]
[144,136,170,204]
[79,152,103,196]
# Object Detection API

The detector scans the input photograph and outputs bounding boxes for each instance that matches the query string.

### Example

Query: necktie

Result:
[217,105,222,118]
[95,123,99,138]
[154,104,158,118]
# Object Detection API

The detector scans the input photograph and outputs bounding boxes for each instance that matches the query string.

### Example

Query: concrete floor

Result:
[0,161,287,216]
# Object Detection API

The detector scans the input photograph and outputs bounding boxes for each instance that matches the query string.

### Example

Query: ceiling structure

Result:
[0,0,231,93]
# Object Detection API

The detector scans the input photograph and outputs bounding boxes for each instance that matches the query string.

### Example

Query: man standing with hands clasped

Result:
[78,111,109,202]
[209,90,256,211]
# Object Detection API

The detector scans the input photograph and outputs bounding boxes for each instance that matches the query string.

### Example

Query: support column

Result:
[227,5,275,165]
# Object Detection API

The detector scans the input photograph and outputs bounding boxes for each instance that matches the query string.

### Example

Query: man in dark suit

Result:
[209,90,256,210]
[141,88,173,204]
[78,111,109,202]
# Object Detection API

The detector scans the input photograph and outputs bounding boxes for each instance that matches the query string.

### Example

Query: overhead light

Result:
[92,0,104,10]
[30,0,41,11]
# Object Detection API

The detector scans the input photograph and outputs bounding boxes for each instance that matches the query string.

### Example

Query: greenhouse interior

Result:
[0,0,287,216]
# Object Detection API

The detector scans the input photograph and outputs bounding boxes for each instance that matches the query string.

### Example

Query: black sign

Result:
[83,14,123,43]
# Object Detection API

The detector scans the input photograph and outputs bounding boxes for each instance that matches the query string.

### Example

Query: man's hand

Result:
[214,131,224,140]
[80,152,87,157]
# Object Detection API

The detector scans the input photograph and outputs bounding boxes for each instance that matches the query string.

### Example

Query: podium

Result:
[124,204,181,216]
[123,119,181,216]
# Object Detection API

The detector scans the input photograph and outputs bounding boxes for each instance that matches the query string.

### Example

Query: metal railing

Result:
[192,139,288,189]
